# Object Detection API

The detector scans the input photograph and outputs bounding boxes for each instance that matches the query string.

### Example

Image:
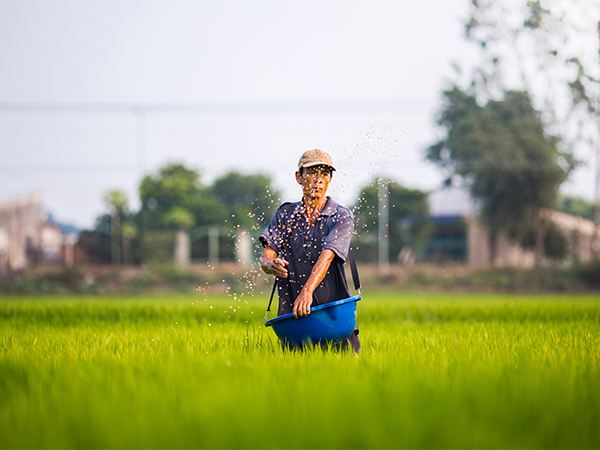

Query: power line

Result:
[0,164,136,173]
[0,99,433,115]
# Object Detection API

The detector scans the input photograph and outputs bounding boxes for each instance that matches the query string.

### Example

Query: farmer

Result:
[259,149,360,352]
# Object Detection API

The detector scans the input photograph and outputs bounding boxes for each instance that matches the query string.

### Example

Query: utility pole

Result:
[594,21,600,259]
[594,117,600,259]
[378,179,390,275]
[208,226,219,267]
[110,207,121,266]
[135,108,145,177]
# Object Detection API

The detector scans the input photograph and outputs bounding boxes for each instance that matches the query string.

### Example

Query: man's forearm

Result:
[300,249,335,296]
[260,247,276,273]
[292,249,335,317]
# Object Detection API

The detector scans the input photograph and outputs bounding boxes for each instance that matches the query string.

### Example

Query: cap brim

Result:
[299,161,336,171]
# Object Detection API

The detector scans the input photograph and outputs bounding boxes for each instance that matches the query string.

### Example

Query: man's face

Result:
[295,165,333,201]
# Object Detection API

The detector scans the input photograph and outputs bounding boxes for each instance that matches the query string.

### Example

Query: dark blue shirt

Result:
[259,196,354,316]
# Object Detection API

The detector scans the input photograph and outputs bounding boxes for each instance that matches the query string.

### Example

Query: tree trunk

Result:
[533,209,551,267]
[122,237,133,266]
[489,230,497,267]
[111,211,121,266]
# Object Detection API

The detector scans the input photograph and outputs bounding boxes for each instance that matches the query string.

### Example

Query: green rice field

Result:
[1,292,599,448]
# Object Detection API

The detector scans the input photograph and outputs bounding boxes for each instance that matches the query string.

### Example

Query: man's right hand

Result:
[260,246,289,278]
[263,258,289,278]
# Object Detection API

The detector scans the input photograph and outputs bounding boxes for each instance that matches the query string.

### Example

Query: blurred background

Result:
[1,0,599,294]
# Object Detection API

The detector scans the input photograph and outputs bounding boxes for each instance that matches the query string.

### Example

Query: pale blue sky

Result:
[0,0,595,228]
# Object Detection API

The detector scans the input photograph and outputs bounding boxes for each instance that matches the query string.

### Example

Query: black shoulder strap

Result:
[348,247,361,294]
[264,279,278,322]
[264,247,361,322]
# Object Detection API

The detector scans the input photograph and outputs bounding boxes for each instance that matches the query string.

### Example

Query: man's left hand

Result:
[293,290,312,318]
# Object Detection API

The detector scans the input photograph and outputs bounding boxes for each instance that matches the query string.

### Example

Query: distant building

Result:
[425,187,598,268]
[0,194,77,273]
[0,194,44,272]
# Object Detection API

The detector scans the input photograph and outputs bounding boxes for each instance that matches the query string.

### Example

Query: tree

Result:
[103,189,128,265]
[76,214,112,264]
[556,195,595,221]
[352,178,430,263]
[462,1,600,131]
[521,221,569,262]
[211,171,279,231]
[427,87,575,265]
[136,163,222,265]
[461,0,600,256]
[83,165,281,266]
[138,163,224,232]
[121,222,138,266]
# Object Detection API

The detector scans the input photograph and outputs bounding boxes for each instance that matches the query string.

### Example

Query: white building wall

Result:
[465,210,594,268]
[0,194,44,271]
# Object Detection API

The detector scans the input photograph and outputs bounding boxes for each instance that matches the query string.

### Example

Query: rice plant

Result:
[1,293,599,448]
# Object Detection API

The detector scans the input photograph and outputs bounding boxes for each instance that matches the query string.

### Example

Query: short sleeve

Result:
[323,207,354,262]
[259,204,290,253]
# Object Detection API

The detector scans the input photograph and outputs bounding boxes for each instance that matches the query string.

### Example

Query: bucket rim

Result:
[265,295,361,327]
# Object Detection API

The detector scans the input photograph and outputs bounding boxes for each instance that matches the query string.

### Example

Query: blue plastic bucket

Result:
[265,295,361,348]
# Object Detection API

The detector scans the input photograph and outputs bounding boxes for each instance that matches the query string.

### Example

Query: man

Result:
[259,149,360,352]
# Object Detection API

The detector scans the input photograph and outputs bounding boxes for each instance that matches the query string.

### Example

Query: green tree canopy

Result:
[133,164,280,264]
[138,163,223,231]
[163,207,196,231]
[427,87,576,263]
[462,0,599,138]
[211,171,278,230]
[103,190,128,213]
[83,163,281,265]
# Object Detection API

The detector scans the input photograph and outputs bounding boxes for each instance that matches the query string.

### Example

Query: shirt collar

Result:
[320,196,337,216]
[296,196,337,217]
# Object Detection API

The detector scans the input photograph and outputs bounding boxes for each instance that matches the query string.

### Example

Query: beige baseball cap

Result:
[298,149,336,171]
